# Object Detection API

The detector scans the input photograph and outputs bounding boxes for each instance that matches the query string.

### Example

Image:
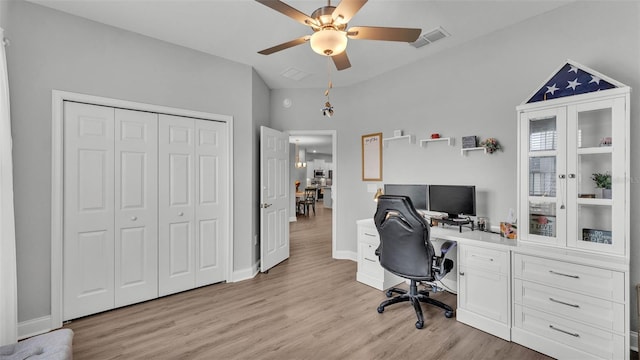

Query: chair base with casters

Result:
[377,280,454,329]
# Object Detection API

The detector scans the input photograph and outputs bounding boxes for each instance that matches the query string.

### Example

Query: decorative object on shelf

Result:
[526,60,617,103]
[591,172,612,199]
[582,228,612,244]
[599,137,612,146]
[462,136,477,149]
[430,133,440,139]
[480,137,502,154]
[362,132,382,181]
[373,188,383,202]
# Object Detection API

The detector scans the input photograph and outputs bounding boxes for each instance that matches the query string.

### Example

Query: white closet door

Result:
[63,102,115,320]
[195,120,227,286]
[114,109,158,307]
[158,114,196,296]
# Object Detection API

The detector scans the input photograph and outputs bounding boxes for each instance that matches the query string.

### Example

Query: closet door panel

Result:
[195,120,228,285]
[114,109,158,307]
[63,102,115,320]
[159,114,196,296]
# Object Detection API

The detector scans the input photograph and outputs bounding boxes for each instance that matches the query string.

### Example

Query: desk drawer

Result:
[358,241,382,277]
[358,227,379,246]
[460,244,509,274]
[514,279,624,332]
[513,254,624,302]
[513,304,624,360]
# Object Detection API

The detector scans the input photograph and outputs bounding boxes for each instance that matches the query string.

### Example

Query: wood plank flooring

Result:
[64,203,552,359]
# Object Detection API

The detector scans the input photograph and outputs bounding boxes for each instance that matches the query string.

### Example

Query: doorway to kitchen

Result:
[288,130,337,258]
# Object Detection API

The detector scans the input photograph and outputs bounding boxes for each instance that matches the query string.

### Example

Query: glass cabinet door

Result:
[519,108,566,246]
[566,98,625,255]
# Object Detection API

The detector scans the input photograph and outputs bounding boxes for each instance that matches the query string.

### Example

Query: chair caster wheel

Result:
[415,321,424,329]
[445,311,454,318]
[377,306,384,313]
[385,290,393,297]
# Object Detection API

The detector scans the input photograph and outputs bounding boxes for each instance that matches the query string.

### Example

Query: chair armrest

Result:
[439,240,456,256]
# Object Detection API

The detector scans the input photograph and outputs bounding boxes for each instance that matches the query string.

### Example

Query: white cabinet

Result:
[457,244,510,340]
[515,61,630,359]
[512,253,626,360]
[356,219,404,290]
[518,90,629,256]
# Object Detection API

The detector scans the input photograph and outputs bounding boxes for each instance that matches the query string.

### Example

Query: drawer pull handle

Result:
[549,325,580,338]
[471,254,494,262]
[549,270,579,279]
[364,258,377,263]
[549,297,580,308]
[364,233,377,237]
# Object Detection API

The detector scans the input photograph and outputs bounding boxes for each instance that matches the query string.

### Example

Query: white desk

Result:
[356,218,629,359]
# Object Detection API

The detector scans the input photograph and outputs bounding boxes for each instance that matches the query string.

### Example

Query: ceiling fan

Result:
[255,0,421,71]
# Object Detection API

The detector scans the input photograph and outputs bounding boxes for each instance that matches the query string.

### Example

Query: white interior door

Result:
[260,126,290,272]
[114,109,158,307]
[194,119,228,286]
[158,114,195,296]
[63,102,115,320]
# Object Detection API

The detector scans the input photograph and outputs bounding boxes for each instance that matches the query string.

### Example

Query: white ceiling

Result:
[291,134,333,155]
[27,0,571,90]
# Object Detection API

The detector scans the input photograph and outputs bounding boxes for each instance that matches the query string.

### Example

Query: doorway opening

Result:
[288,130,337,258]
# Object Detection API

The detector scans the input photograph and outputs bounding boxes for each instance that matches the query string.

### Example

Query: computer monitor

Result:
[428,185,476,218]
[383,184,428,210]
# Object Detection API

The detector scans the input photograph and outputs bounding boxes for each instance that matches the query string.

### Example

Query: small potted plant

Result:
[480,137,502,154]
[591,172,612,199]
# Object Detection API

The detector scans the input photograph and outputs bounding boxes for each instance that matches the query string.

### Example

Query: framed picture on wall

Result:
[362,132,382,181]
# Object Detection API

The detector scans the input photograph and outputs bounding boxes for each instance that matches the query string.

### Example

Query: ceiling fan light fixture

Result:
[310,28,347,56]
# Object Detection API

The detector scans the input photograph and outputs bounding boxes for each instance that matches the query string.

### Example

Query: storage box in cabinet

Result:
[513,253,624,302]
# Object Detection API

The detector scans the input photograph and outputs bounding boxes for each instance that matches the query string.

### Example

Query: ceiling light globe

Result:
[310,29,347,56]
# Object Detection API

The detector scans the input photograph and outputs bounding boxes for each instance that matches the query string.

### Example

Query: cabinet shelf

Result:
[419,137,453,147]
[383,135,414,146]
[461,147,486,156]
[577,146,613,155]
[576,198,612,206]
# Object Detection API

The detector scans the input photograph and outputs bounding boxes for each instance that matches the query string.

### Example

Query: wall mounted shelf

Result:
[460,147,486,156]
[383,135,414,147]
[419,137,453,147]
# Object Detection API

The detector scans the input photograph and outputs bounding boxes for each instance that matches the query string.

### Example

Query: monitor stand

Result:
[431,217,474,233]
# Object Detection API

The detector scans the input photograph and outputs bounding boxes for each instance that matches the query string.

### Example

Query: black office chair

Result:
[374,195,456,329]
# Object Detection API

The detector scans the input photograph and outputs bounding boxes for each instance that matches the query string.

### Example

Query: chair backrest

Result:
[304,188,316,201]
[374,195,436,281]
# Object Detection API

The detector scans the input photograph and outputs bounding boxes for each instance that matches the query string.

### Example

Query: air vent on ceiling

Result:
[410,26,450,48]
[280,67,310,81]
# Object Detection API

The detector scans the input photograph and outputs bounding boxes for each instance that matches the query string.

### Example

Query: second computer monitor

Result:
[428,184,476,218]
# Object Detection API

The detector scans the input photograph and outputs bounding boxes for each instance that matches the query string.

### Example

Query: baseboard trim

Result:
[18,315,54,340]
[232,261,260,282]
[333,250,357,261]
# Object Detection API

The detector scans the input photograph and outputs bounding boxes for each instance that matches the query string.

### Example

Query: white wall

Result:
[270,1,640,330]
[5,0,266,325]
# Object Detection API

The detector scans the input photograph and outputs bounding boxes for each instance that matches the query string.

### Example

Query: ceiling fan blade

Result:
[255,0,318,27]
[332,51,351,71]
[332,0,367,24]
[258,36,310,55]
[347,26,421,42]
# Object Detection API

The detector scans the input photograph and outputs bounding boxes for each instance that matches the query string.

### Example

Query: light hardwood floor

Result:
[64,202,553,359]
